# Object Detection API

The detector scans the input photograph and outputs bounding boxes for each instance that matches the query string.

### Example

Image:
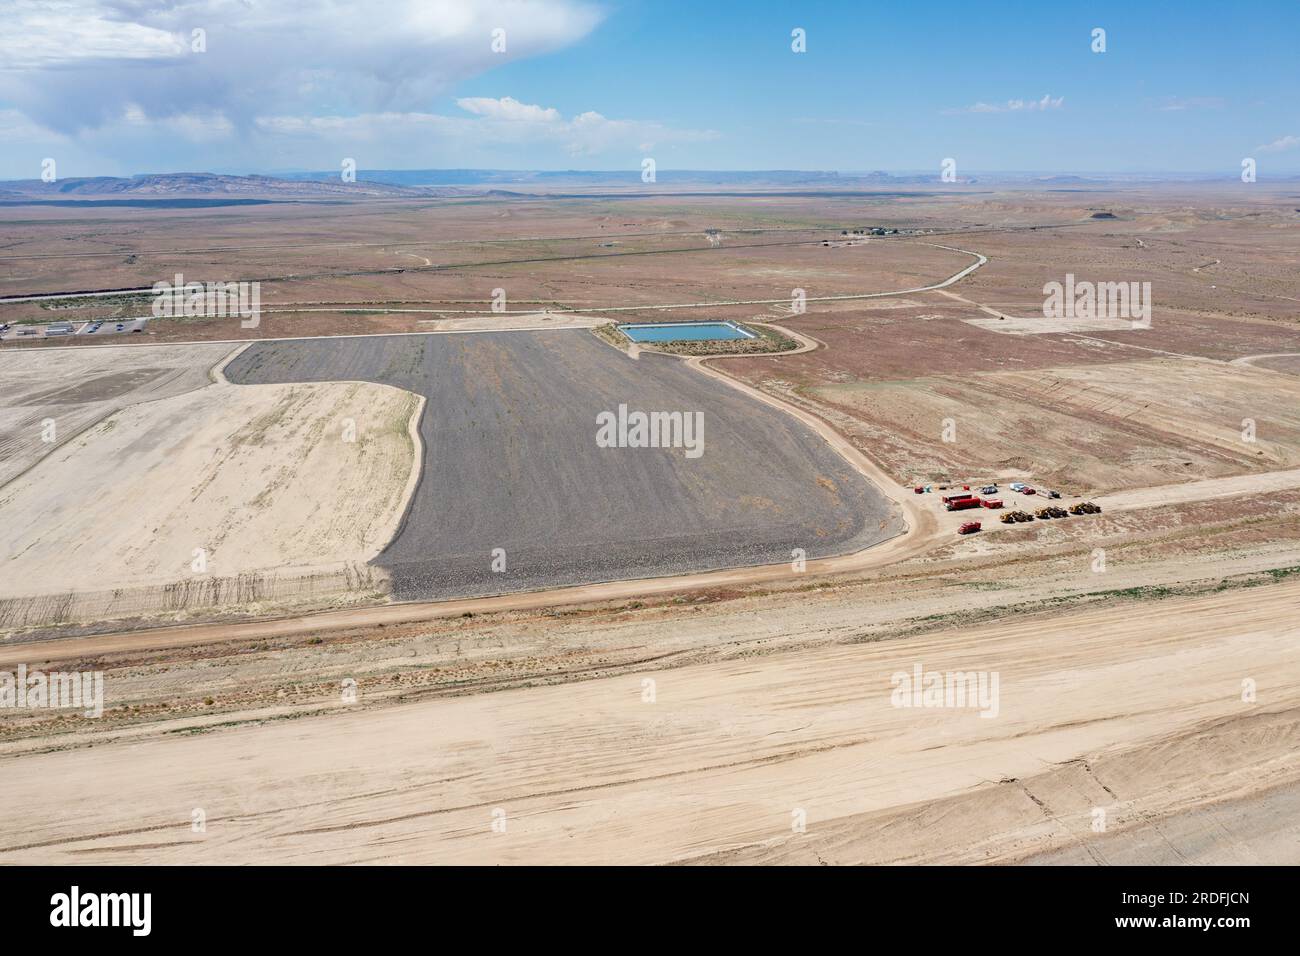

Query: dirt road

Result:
[4,579,1295,864]
[1098,467,1300,512]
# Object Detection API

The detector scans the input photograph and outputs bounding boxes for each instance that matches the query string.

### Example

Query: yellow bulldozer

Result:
[1000,510,1034,524]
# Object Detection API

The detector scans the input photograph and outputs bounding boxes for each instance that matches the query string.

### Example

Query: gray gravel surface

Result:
[225,330,900,600]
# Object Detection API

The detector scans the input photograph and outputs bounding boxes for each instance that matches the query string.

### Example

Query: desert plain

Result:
[2,180,1298,865]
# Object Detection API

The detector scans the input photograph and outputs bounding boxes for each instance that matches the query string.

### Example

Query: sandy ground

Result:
[3,578,1296,865]
[0,342,234,487]
[4,189,1298,865]
[1024,777,1300,865]
[1096,467,1300,512]
[416,312,605,332]
[795,355,1300,493]
[0,375,419,599]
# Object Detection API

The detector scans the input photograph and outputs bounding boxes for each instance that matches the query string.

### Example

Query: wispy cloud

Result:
[256,98,719,158]
[945,94,1064,115]
[456,97,562,123]
[1153,96,1226,111]
[1256,134,1300,154]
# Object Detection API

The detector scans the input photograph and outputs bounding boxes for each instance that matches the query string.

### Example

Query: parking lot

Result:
[0,316,148,342]
[912,479,1104,535]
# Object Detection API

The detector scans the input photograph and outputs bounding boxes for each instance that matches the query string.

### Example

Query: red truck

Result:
[958,521,982,534]
[981,498,1004,509]
[941,492,976,504]
[946,496,983,512]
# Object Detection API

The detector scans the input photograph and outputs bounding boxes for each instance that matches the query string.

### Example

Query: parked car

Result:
[1009,482,1026,492]
[1047,490,1062,499]
[1022,487,1037,496]
[979,485,998,495]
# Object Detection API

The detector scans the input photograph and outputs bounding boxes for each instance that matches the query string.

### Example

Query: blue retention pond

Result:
[618,321,756,343]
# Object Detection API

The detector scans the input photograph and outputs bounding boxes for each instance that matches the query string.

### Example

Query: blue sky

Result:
[2,0,1297,178]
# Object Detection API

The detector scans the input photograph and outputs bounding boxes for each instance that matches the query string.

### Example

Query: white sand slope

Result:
[0,342,235,488]
[0,377,420,598]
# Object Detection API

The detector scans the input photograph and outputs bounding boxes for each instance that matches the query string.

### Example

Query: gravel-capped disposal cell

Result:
[224,330,900,600]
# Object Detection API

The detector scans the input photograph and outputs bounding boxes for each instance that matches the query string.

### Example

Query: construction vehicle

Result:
[1069,501,1103,515]
[946,496,983,511]
[958,521,982,534]
[1000,510,1034,523]
[981,498,1004,509]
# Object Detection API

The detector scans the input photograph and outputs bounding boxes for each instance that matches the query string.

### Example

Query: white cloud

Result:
[1256,134,1300,154]
[0,0,605,134]
[947,94,1064,115]
[456,96,562,123]
[122,105,236,142]
[0,108,63,142]
[254,99,718,159]
[0,1,188,69]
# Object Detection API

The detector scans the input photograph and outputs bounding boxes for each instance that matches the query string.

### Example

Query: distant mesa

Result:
[0,172,439,202]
